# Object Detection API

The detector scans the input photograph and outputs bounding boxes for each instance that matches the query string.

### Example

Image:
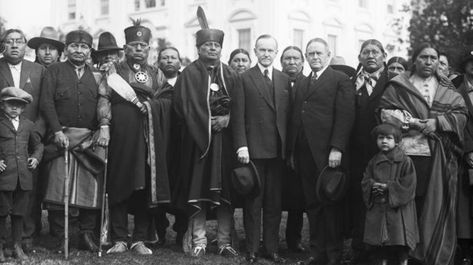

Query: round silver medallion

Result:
[210,83,219,91]
[135,71,149,83]
[133,64,141,70]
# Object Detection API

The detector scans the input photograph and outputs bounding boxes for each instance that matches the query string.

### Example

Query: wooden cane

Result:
[64,149,69,259]
[98,148,108,257]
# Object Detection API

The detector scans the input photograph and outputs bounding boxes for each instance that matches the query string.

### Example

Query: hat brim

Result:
[231,160,261,197]
[92,47,123,57]
[1,97,29,104]
[315,166,347,203]
[28,37,65,51]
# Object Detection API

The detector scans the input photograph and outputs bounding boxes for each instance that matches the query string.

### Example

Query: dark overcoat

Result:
[0,115,43,191]
[455,78,473,239]
[287,66,355,205]
[361,147,419,250]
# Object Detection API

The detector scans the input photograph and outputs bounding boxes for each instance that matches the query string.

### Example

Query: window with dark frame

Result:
[68,0,76,20]
[238,28,251,53]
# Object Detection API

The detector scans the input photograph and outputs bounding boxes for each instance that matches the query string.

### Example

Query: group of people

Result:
[0,16,473,265]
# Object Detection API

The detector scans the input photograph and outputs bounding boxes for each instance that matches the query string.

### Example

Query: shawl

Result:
[379,72,467,265]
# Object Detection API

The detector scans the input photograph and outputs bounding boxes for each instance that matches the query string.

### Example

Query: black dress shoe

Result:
[54,241,68,254]
[288,242,306,253]
[246,252,257,263]
[266,252,286,263]
[461,258,473,265]
[79,232,99,252]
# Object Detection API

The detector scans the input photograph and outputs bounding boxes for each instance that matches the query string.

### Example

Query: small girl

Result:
[361,123,419,265]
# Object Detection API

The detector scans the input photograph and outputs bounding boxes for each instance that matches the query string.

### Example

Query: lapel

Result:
[19,60,31,89]
[0,116,16,134]
[249,66,275,110]
[304,67,332,100]
[273,69,285,112]
[368,69,389,102]
[0,59,14,87]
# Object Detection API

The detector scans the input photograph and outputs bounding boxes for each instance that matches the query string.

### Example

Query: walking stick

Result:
[64,148,69,259]
[98,148,108,257]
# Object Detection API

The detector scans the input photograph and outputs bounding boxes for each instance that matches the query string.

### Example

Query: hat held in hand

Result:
[231,161,261,197]
[0,87,33,104]
[315,166,347,203]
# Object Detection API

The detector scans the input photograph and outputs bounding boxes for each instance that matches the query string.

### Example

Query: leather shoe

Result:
[266,252,286,263]
[79,232,99,252]
[13,243,28,260]
[246,252,257,263]
[22,240,35,254]
[462,258,473,265]
[131,241,153,255]
[288,242,306,253]
[54,241,69,254]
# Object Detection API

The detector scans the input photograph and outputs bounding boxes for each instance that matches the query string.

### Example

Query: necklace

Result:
[133,63,149,83]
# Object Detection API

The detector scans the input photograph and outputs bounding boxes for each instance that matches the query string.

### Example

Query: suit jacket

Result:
[288,66,355,170]
[0,115,43,191]
[232,65,290,159]
[0,58,46,136]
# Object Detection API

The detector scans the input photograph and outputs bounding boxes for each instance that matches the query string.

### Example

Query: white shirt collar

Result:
[167,76,177,86]
[8,61,22,70]
[257,63,273,80]
[312,64,329,79]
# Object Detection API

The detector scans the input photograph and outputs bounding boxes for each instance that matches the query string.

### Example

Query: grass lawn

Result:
[0,209,329,265]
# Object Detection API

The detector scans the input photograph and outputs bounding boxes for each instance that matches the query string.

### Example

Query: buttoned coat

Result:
[232,66,290,159]
[0,115,43,191]
[0,59,46,131]
[288,66,355,173]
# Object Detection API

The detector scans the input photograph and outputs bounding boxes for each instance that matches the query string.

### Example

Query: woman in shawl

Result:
[378,42,467,265]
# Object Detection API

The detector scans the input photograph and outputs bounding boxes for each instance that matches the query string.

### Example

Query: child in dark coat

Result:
[0,87,43,262]
[361,123,419,265]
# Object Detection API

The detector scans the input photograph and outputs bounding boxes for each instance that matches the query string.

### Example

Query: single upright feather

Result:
[197,6,209,29]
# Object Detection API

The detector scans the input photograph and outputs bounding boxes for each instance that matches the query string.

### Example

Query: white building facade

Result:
[2,0,410,68]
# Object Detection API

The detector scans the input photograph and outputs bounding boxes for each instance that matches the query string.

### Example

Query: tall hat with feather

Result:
[195,6,224,47]
[125,18,151,44]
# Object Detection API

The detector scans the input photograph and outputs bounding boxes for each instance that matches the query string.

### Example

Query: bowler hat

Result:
[27,26,65,51]
[65,30,93,48]
[231,161,261,197]
[315,166,347,203]
[196,29,224,47]
[0,87,33,104]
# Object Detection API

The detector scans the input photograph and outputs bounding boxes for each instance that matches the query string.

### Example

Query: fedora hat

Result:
[315,166,347,203]
[231,161,261,197]
[94,32,122,54]
[27,26,65,51]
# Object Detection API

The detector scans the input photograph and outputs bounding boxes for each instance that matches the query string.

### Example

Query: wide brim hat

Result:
[331,64,356,77]
[231,161,261,197]
[0,86,33,104]
[94,32,122,54]
[28,26,65,51]
[315,166,347,203]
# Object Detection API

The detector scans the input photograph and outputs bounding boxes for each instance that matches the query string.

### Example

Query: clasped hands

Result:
[372,182,387,197]
[409,118,437,134]
[54,127,110,150]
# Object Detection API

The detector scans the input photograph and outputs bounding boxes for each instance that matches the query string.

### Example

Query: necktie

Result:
[310,72,318,88]
[364,75,374,96]
[76,68,83,79]
[263,69,274,100]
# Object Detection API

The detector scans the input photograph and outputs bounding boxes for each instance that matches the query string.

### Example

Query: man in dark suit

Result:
[233,34,290,263]
[0,29,46,251]
[288,38,355,265]
[280,46,306,253]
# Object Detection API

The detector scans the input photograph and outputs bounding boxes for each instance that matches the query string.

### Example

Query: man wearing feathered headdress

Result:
[172,8,243,257]
[100,19,172,255]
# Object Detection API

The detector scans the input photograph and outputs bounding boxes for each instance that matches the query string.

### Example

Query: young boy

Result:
[0,87,43,262]
[361,123,419,265]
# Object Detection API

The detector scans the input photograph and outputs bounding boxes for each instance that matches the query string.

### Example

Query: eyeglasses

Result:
[3,38,26,46]
[68,43,90,51]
